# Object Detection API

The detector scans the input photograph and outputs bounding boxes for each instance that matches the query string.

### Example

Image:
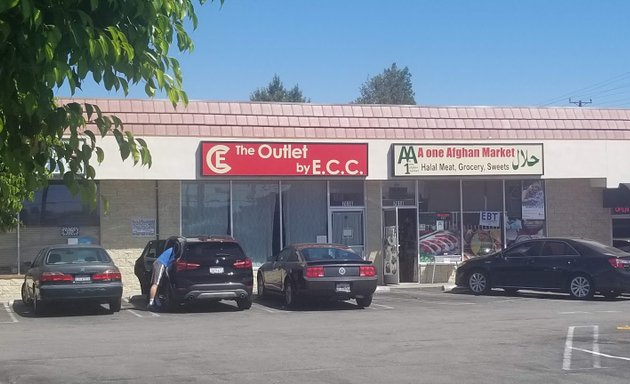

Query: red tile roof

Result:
[58,98,630,140]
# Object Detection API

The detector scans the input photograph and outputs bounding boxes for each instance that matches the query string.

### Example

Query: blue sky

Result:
[58,0,630,108]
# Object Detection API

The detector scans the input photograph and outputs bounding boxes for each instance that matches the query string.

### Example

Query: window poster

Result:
[522,181,545,220]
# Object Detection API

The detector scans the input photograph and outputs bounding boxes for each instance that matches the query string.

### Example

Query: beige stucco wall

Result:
[365,180,383,285]
[545,179,612,244]
[100,180,181,297]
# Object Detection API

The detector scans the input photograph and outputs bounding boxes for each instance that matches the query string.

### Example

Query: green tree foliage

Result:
[354,63,416,105]
[250,74,310,102]
[0,0,217,231]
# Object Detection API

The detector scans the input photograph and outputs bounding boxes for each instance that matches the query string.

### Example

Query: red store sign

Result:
[201,142,369,177]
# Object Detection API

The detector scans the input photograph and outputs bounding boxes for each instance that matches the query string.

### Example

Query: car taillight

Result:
[305,266,325,278]
[40,272,73,282]
[608,257,630,269]
[92,270,122,281]
[176,260,201,272]
[233,258,252,269]
[360,265,376,277]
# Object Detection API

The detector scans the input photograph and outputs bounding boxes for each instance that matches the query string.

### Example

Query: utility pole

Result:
[569,98,592,107]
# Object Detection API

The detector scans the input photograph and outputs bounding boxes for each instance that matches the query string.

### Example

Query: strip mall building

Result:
[1,99,630,298]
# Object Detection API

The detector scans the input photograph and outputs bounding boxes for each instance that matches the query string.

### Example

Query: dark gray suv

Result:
[136,235,253,311]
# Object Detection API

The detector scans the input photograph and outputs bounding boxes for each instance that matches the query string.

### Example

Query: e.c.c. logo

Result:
[206,145,232,174]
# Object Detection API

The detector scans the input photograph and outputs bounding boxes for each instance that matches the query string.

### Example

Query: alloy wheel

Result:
[570,276,592,299]
[468,272,488,294]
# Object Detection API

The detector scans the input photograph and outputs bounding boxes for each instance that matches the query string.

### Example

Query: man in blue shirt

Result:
[147,245,177,310]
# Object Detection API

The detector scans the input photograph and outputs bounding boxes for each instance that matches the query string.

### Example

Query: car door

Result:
[266,248,290,291]
[492,240,543,288]
[535,240,580,289]
[24,249,46,299]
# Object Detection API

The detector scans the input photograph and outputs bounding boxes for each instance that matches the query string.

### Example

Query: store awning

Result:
[603,183,630,208]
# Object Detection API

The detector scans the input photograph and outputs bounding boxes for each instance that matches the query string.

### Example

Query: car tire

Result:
[467,270,491,295]
[164,285,180,312]
[21,282,33,307]
[257,273,267,299]
[283,280,297,308]
[602,290,620,300]
[236,295,253,310]
[140,281,150,296]
[33,294,45,315]
[109,298,122,313]
[568,274,594,300]
[356,295,373,308]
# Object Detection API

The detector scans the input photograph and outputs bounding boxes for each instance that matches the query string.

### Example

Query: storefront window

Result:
[0,182,100,274]
[282,181,327,246]
[330,180,364,207]
[418,180,461,262]
[182,182,230,236]
[20,182,99,226]
[462,180,503,259]
[382,181,415,207]
[505,180,545,247]
[232,182,280,266]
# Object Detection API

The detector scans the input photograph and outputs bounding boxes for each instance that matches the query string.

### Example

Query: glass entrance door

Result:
[331,211,364,257]
[383,208,400,285]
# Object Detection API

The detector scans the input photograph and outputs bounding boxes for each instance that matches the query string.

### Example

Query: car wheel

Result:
[356,295,373,308]
[283,280,297,308]
[140,281,150,296]
[109,298,122,313]
[21,282,33,307]
[257,273,267,298]
[33,294,45,315]
[468,270,491,295]
[236,295,253,310]
[602,290,620,300]
[164,285,180,312]
[569,274,594,299]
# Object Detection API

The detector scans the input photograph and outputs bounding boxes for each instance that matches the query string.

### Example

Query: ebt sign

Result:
[201,142,369,177]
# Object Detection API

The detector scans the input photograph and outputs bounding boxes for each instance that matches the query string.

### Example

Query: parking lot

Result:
[1,288,629,384]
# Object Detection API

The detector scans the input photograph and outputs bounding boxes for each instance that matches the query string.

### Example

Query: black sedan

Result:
[256,243,377,308]
[455,237,630,299]
[21,245,123,314]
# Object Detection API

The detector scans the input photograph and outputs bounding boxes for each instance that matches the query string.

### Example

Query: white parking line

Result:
[127,309,144,318]
[559,310,621,315]
[3,301,18,323]
[123,298,160,317]
[562,326,575,370]
[563,325,600,371]
[571,347,630,362]
[371,303,394,310]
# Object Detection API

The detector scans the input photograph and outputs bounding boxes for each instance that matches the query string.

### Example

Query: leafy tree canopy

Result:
[250,74,310,102]
[0,0,217,231]
[354,63,416,105]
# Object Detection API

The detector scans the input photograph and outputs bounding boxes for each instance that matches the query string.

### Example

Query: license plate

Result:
[209,267,224,274]
[336,283,351,293]
[74,275,91,283]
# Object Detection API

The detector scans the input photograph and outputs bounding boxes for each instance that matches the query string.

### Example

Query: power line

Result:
[537,71,630,107]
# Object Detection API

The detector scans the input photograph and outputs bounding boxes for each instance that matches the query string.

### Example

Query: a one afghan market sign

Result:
[393,143,544,177]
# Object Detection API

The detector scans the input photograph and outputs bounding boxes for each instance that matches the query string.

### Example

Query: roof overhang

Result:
[603,183,630,208]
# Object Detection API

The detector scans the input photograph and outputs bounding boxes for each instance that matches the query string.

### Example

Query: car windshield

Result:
[579,239,630,257]
[301,247,362,261]
[46,248,111,264]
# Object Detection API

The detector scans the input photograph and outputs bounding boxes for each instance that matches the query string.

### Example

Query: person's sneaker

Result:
[147,302,160,312]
